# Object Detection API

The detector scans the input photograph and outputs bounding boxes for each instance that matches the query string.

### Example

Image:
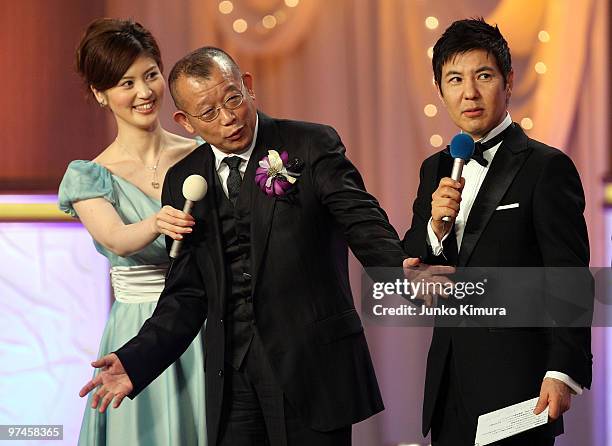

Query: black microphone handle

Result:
[169,199,194,259]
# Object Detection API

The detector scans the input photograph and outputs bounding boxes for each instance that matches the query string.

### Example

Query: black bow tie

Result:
[444,123,514,167]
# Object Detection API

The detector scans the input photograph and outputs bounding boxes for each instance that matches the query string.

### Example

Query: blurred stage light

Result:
[538,30,551,42]
[233,18,248,33]
[219,1,233,14]
[262,15,277,29]
[424,104,438,117]
[425,16,439,30]
[521,117,534,130]
[430,134,443,147]
[535,61,547,74]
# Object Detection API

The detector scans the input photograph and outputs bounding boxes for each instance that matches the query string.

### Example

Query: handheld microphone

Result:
[442,133,474,223]
[169,175,208,259]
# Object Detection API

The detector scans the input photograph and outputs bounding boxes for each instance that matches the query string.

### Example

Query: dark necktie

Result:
[470,123,515,167]
[222,156,243,205]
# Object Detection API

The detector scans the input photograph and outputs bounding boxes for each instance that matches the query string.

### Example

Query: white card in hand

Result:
[474,397,549,446]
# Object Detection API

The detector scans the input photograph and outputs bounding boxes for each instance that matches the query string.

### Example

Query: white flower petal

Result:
[268,150,283,172]
[283,174,297,184]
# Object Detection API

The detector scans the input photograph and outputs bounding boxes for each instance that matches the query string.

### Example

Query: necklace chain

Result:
[115,138,165,189]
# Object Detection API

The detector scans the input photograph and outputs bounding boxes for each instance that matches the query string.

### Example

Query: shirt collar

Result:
[211,114,259,171]
[477,113,511,165]
[478,112,512,144]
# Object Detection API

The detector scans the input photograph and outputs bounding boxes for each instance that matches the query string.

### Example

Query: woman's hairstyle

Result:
[75,18,163,95]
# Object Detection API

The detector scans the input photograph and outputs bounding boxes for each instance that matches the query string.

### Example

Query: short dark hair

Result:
[75,18,163,96]
[433,18,512,91]
[168,47,241,108]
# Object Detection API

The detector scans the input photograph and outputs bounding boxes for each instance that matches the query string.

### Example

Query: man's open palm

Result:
[79,353,134,413]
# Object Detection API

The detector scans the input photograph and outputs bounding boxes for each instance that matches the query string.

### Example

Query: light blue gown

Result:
[59,160,206,446]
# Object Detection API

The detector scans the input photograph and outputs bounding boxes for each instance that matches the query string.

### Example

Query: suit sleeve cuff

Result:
[545,371,583,395]
[427,217,449,256]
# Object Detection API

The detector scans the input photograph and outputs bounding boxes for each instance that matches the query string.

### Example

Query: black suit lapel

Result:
[235,112,285,290]
[458,123,531,266]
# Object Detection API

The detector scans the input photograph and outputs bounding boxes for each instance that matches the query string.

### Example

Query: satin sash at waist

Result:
[110,264,168,304]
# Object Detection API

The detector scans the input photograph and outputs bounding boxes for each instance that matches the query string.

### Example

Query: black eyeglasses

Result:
[183,81,246,122]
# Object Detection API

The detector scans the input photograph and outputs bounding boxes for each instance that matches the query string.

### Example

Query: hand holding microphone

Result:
[169,175,208,259]
[154,206,195,240]
[430,134,474,241]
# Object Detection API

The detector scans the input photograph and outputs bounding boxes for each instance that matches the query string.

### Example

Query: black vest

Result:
[214,166,255,369]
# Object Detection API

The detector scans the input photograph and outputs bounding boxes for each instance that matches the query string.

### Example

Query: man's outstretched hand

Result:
[403,257,422,269]
[402,257,455,306]
[79,353,134,413]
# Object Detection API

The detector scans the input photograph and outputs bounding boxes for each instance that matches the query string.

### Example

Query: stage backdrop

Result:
[0,1,609,445]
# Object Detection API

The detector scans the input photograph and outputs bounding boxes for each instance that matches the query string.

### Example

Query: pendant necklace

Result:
[116,139,165,189]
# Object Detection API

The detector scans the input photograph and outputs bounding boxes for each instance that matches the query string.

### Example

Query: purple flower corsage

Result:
[255,150,302,197]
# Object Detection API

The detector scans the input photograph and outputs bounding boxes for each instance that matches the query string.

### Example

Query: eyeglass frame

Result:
[181,78,248,123]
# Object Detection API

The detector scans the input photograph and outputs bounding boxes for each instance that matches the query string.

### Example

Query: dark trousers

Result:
[217,331,351,446]
[431,348,555,446]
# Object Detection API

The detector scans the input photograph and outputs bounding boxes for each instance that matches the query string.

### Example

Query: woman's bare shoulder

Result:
[90,143,130,174]
[165,132,200,164]
[91,144,117,167]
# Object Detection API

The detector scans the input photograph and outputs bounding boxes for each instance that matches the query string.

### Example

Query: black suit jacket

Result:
[116,113,406,445]
[402,123,593,437]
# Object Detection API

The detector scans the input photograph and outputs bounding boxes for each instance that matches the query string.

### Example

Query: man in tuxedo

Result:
[402,19,592,445]
[79,47,413,445]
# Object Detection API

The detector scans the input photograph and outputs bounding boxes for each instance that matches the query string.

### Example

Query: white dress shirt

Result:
[210,114,259,198]
[426,113,582,395]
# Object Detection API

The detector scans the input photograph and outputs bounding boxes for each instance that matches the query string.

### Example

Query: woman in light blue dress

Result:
[58,19,206,446]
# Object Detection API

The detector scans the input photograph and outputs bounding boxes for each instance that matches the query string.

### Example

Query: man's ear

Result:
[436,83,446,107]
[505,69,514,105]
[242,72,255,99]
[173,111,196,134]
